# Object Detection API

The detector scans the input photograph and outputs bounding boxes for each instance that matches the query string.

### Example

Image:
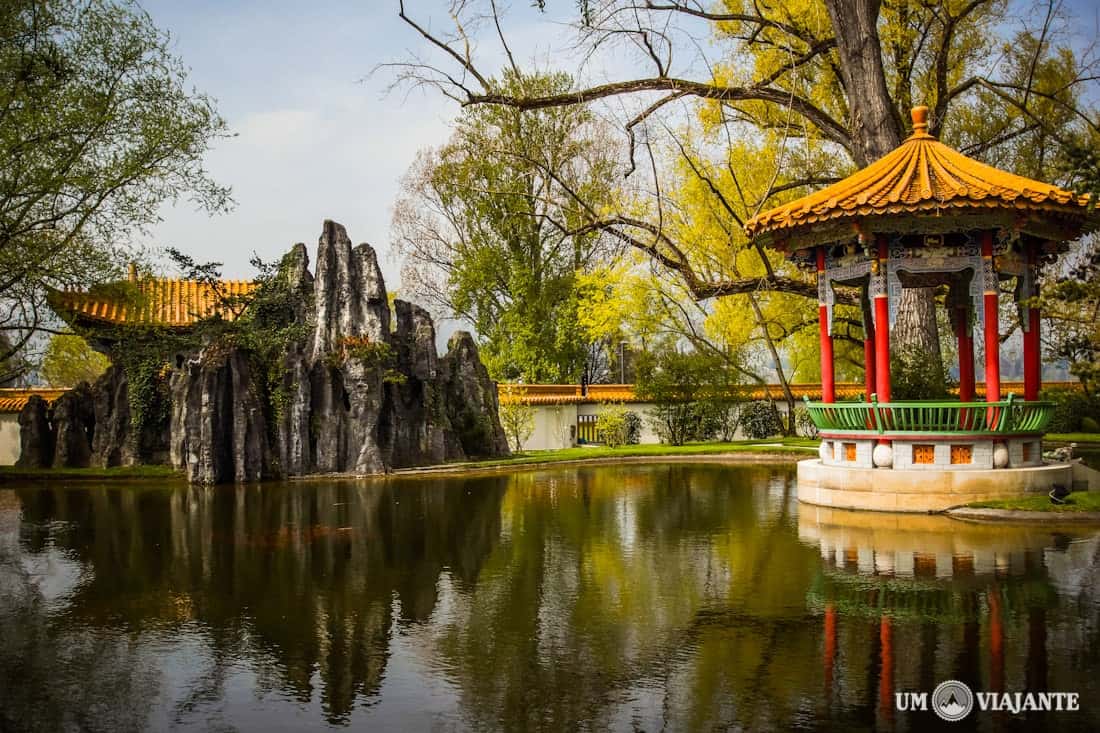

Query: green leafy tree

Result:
[1040,140,1100,398]
[393,70,620,382]
[635,342,740,445]
[394,0,1098,379]
[0,332,28,385]
[0,0,230,367]
[40,333,109,387]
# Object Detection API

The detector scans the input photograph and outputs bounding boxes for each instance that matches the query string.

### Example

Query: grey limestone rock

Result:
[439,331,511,459]
[170,346,270,484]
[51,382,95,467]
[89,364,135,467]
[16,395,53,468]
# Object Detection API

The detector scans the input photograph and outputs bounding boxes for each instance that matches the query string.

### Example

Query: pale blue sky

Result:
[141,0,578,291]
[140,0,1100,316]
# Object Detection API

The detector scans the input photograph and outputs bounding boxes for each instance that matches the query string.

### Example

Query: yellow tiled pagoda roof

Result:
[745,106,1095,246]
[0,388,67,413]
[49,277,255,328]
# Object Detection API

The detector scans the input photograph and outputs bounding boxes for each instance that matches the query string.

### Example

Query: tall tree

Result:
[393,0,1098,372]
[392,70,621,382]
[1040,136,1100,396]
[0,0,230,373]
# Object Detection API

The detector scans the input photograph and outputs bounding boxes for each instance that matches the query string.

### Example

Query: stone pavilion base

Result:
[796,458,1074,513]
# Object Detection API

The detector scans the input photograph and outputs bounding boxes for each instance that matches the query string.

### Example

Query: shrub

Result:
[740,400,783,439]
[1041,387,1100,433]
[645,403,695,445]
[1082,416,1100,433]
[596,404,629,447]
[795,406,819,439]
[690,400,740,442]
[889,344,954,400]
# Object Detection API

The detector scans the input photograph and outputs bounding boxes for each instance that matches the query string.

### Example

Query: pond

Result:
[1,463,1099,732]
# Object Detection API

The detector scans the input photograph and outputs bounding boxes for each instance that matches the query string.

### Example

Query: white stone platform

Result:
[796,458,1074,513]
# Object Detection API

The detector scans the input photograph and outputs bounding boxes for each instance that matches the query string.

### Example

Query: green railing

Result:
[804,395,1054,436]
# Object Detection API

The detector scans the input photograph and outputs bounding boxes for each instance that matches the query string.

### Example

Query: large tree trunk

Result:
[825,0,943,364]
[893,287,943,364]
[824,0,902,166]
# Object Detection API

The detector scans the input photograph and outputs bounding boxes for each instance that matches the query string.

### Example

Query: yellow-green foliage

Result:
[41,333,109,387]
[498,384,536,452]
[595,403,629,448]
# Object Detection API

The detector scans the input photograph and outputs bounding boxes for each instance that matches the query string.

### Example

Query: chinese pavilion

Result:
[745,106,1098,511]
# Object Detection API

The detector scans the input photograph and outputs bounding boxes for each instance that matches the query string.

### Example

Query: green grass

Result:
[1045,433,1100,444]
[0,464,182,481]
[439,438,818,470]
[966,491,1100,512]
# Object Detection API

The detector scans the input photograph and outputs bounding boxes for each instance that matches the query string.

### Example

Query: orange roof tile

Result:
[49,278,256,328]
[745,107,1097,247]
[499,383,865,405]
[0,388,67,413]
[497,380,1079,406]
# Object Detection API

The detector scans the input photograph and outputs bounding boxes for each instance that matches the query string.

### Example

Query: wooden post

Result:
[1023,242,1041,401]
[817,247,836,403]
[982,231,1001,403]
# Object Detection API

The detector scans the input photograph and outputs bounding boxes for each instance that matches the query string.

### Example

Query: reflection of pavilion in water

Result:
[798,506,1100,728]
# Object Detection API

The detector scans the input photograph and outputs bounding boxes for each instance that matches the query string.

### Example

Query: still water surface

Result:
[1,463,1099,732]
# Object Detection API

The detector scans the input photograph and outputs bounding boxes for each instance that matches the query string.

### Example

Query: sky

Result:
[139,0,587,305]
[140,0,1100,329]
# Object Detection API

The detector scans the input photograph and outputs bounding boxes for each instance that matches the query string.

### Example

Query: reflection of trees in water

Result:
[424,464,838,731]
[0,531,159,732]
[8,476,508,725]
[5,466,1100,731]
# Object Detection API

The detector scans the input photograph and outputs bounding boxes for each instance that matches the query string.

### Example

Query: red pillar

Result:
[988,588,1004,694]
[874,236,891,403]
[982,231,1001,403]
[817,247,836,403]
[957,306,975,402]
[824,604,837,695]
[863,337,875,402]
[879,615,894,722]
[1023,243,1042,401]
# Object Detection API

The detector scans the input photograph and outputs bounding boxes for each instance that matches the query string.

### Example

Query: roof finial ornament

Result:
[911,106,930,137]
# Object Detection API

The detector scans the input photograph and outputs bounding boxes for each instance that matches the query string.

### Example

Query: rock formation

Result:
[114,220,509,483]
[170,347,271,484]
[19,221,510,482]
[438,331,511,458]
[15,396,53,468]
[51,383,95,467]
[89,365,135,466]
